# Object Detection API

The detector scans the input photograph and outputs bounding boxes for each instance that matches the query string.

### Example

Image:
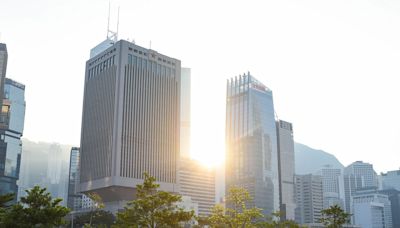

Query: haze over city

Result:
[1,0,400,172]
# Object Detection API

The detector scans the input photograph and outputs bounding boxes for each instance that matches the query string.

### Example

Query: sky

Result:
[1,0,399,173]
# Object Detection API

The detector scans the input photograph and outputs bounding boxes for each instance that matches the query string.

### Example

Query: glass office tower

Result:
[0,78,26,198]
[225,73,279,216]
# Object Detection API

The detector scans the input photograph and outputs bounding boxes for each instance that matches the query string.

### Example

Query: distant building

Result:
[80,39,181,212]
[0,43,8,105]
[379,189,400,228]
[295,174,323,224]
[277,120,296,220]
[0,78,26,199]
[178,158,215,216]
[344,161,378,214]
[180,68,191,158]
[381,170,400,191]
[225,73,280,216]
[316,165,345,209]
[352,188,392,228]
[67,147,82,211]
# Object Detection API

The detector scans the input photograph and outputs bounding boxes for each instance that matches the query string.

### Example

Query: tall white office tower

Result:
[79,39,181,211]
[277,120,296,221]
[316,165,345,209]
[294,174,323,225]
[343,161,378,214]
[180,68,191,158]
[381,169,400,191]
[352,188,393,228]
[225,73,280,216]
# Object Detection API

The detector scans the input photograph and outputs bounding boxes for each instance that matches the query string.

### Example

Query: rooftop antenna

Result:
[107,1,111,39]
[116,6,120,41]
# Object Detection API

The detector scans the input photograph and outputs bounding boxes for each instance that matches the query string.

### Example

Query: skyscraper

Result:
[79,39,181,211]
[0,43,8,106]
[352,188,393,228]
[276,120,296,220]
[381,169,400,191]
[67,147,82,211]
[0,78,26,198]
[180,68,191,158]
[316,165,345,209]
[294,174,323,225]
[344,161,378,213]
[178,158,215,216]
[225,73,279,216]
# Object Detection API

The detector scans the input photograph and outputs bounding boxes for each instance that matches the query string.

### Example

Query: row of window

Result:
[128,54,176,78]
[88,55,115,79]
[89,48,116,67]
[128,47,176,67]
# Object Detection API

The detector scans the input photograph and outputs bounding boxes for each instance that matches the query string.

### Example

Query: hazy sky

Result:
[1,0,399,173]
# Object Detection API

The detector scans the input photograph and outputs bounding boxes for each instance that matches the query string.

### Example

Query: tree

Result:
[0,185,70,227]
[319,205,351,228]
[115,173,194,227]
[73,210,115,227]
[0,193,14,209]
[86,192,106,227]
[255,211,303,228]
[208,186,263,228]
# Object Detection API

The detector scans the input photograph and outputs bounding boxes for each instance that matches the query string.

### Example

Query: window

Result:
[128,54,132,64]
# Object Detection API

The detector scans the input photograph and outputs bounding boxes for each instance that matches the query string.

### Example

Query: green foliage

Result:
[208,186,263,228]
[0,185,70,227]
[319,205,351,228]
[72,210,115,227]
[115,172,194,227]
[255,211,303,228]
[0,193,14,209]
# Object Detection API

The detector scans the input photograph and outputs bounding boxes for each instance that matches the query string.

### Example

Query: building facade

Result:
[225,73,280,216]
[67,147,82,211]
[317,165,345,209]
[180,68,191,158]
[277,120,296,220]
[344,161,378,213]
[381,170,400,191]
[178,158,215,216]
[352,188,392,228]
[79,39,181,211]
[295,174,323,225]
[0,43,7,106]
[379,189,400,228]
[0,78,26,198]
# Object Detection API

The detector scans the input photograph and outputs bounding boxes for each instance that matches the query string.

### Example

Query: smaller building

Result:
[0,78,25,199]
[295,174,323,225]
[381,170,400,191]
[178,158,216,216]
[379,189,400,228]
[352,188,392,228]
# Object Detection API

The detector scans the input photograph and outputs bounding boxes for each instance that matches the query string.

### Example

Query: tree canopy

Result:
[0,185,70,227]
[319,205,351,228]
[115,173,194,227]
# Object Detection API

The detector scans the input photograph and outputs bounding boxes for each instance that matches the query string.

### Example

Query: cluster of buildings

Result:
[0,42,26,202]
[295,162,400,228]
[0,36,398,228]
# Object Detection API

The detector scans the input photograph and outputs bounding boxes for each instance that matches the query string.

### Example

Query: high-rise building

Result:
[344,161,378,213]
[381,170,400,191]
[276,120,296,220]
[0,43,8,106]
[225,73,280,216]
[67,147,82,211]
[79,39,181,211]
[180,68,191,158]
[379,189,400,228]
[0,78,26,198]
[316,165,345,209]
[294,174,323,225]
[178,158,215,216]
[352,188,392,228]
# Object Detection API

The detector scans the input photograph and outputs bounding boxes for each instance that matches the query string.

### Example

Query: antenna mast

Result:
[116,6,120,41]
[107,1,111,39]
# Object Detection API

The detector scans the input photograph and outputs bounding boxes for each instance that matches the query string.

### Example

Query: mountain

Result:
[294,142,344,174]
